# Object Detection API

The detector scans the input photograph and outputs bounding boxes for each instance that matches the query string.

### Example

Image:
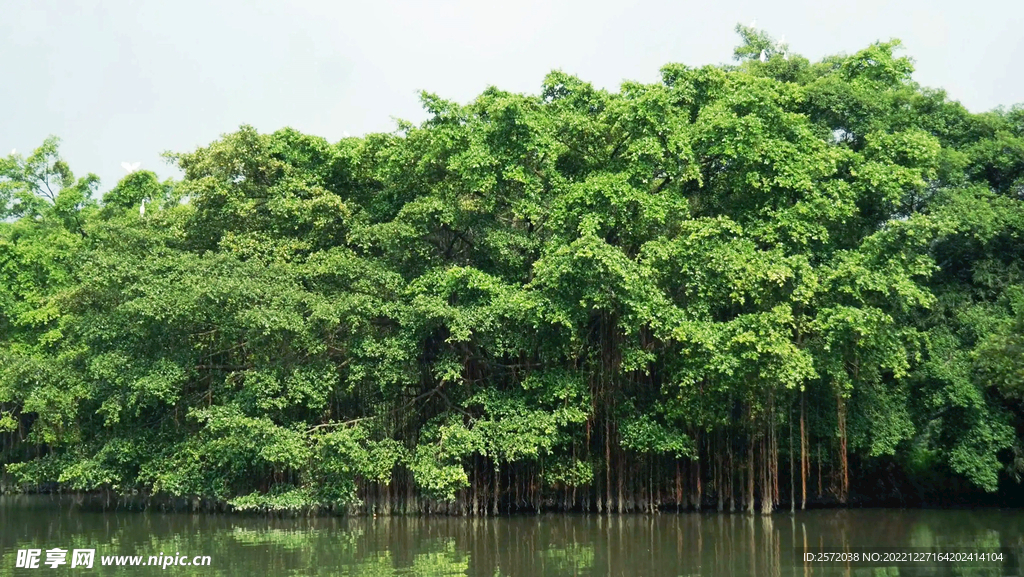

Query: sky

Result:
[2,0,1023,193]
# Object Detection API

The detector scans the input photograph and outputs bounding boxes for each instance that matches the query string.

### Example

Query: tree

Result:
[2,26,1023,514]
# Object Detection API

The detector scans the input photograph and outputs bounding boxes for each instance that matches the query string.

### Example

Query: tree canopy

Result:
[2,28,1023,514]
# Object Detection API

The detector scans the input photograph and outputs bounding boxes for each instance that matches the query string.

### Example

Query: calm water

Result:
[2,496,1024,576]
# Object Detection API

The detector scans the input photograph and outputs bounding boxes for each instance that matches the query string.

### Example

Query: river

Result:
[2,496,1023,575]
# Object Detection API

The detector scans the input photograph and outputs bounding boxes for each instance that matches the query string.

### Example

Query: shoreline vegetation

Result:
[1,27,1023,516]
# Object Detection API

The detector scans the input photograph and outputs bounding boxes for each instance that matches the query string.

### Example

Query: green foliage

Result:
[2,25,1023,510]
[619,413,694,458]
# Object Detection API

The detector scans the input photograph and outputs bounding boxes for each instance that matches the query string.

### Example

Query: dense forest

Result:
[1,27,1023,515]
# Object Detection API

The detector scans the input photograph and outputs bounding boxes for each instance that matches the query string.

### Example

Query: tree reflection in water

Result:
[2,497,1023,576]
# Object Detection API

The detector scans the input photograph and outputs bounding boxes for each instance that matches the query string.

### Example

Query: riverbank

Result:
[2,483,1021,517]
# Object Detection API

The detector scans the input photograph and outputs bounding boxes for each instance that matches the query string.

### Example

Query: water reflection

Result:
[2,496,1023,576]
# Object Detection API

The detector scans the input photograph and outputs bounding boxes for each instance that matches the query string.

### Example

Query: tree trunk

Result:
[716,431,724,512]
[837,392,848,504]
[800,393,807,510]
[675,460,682,511]
[817,444,822,499]
[771,407,779,506]
[789,409,795,513]
[728,434,735,512]
[472,460,480,516]
[492,462,500,516]
[747,430,755,515]
[605,418,612,513]
[760,433,772,515]
[617,448,625,513]
[693,432,702,511]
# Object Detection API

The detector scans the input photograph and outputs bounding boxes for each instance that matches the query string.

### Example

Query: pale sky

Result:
[3,0,1022,192]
